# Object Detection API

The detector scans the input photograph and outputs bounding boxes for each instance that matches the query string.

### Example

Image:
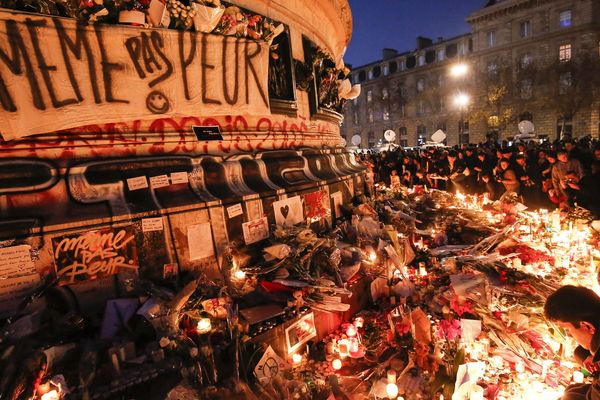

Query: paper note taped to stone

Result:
[187,222,214,260]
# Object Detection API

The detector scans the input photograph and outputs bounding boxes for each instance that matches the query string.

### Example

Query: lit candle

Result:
[385,382,398,399]
[573,371,584,383]
[387,369,397,384]
[233,269,246,280]
[515,360,525,373]
[338,339,349,357]
[332,358,342,370]
[346,324,357,337]
[369,251,377,262]
[292,353,302,365]
[197,318,212,334]
[470,384,484,400]
[41,390,60,400]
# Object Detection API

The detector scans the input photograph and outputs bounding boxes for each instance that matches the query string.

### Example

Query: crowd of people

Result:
[357,137,600,216]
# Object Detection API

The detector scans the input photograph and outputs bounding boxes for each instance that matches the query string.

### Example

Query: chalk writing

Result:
[52,227,139,285]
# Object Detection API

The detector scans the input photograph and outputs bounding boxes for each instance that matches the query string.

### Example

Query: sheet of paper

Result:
[273,196,303,227]
[127,176,148,191]
[461,319,482,342]
[150,175,170,188]
[242,216,269,245]
[331,191,343,218]
[0,245,36,278]
[187,223,215,260]
[142,217,164,232]
[170,172,189,184]
[254,345,287,384]
[227,203,243,219]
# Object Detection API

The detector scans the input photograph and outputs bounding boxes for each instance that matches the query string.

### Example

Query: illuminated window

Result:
[383,106,390,121]
[382,87,389,100]
[559,72,572,94]
[520,53,533,69]
[559,44,571,62]
[417,125,427,145]
[368,109,374,123]
[521,79,533,99]
[367,90,372,103]
[559,10,572,28]
[417,78,425,92]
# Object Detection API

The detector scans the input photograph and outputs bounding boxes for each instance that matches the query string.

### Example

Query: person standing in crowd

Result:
[563,161,600,217]
[552,149,584,201]
[544,286,600,400]
[496,158,520,197]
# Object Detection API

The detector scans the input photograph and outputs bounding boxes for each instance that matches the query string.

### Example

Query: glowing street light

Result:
[453,93,470,108]
[449,63,469,77]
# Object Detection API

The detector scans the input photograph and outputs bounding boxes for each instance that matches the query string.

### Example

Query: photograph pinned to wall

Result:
[242,216,270,245]
[285,312,317,354]
[187,222,215,260]
[273,196,303,227]
[304,189,331,221]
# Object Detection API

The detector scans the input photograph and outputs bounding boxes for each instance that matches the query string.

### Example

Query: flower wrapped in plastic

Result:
[193,0,224,32]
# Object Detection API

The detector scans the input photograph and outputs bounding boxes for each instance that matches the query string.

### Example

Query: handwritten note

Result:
[242,216,269,245]
[170,172,189,185]
[0,245,36,278]
[227,203,244,219]
[127,176,148,191]
[142,217,164,232]
[149,175,170,188]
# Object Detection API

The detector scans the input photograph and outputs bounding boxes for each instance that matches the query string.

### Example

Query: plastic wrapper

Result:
[193,3,224,32]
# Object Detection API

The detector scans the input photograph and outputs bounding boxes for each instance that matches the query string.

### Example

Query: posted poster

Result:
[52,227,139,286]
[304,190,331,220]
[285,312,317,354]
[0,245,41,315]
[273,196,303,227]
[242,216,270,245]
[187,222,215,260]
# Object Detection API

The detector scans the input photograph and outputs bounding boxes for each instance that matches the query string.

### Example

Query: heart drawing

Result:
[280,205,290,219]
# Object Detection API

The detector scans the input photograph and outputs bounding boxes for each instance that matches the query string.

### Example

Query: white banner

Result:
[0,11,270,140]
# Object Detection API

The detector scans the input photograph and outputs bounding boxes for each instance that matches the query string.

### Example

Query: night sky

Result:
[345,0,485,67]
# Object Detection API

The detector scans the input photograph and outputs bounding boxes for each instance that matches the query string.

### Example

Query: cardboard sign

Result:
[273,196,303,227]
[193,125,224,141]
[0,11,270,140]
[52,227,139,286]
[242,216,269,245]
[254,346,287,384]
[285,312,317,354]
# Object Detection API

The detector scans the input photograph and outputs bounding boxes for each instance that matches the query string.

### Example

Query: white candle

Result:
[573,370,584,383]
[197,318,212,334]
[292,353,302,365]
[387,369,397,384]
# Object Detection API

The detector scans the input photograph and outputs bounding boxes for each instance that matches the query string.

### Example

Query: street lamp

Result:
[453,92,470,108]
[453,93,470,144]
[449,63,469,78]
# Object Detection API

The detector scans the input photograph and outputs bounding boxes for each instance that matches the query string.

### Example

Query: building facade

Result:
[342,0,600,147]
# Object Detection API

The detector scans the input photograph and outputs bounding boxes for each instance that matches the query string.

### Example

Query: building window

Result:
[446,44,457,58]
[406,56,416,69]
[368,131,375,147]
[488,115,499,128]
[520,20,531,38]
[458,42,467,56]
[417,100,426,116]
[559,10,572,28]
[521,79,533,99]
[437,122,447,132]
[559,72,572,94]
[389,61,398,74]
[399,60,406,71]
[373,66,381,78]
[519,112,533,122]
[368,70,374,80]
[399,127,408,147]
[358,71,366,82]
[418,54,426,66]
[487,61,498,75]
[367,90,372,103]
[368,109,374,123]
[559,43,571,62]
[382,87,389,100]
[520,53,533,69]
[353,110,359,125]
[425,50,436,64]
[383,106,390,121]
[417,78,425,92]
[459,120,470,144]
[417,125,427,145]
[353,97,358,106]
[437,74,443,87]
[557,117,573,139]
[383,64,389,76]
[437,48,445,61]
[487,31,496,48]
